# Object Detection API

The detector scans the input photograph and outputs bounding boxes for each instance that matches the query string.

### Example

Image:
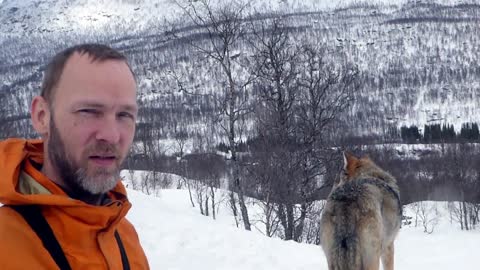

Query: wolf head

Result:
[340,152,396,185]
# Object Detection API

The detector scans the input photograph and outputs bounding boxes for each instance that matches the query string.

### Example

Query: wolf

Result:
[319,152,401,270]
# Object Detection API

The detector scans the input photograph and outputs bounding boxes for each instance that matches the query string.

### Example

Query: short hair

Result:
[41,43,135,104]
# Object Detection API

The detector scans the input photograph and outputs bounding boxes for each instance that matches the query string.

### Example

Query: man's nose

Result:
[95,115,120,143]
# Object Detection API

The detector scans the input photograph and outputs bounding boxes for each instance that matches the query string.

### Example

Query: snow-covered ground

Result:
[125,181,479,270]
[127,189,327,270]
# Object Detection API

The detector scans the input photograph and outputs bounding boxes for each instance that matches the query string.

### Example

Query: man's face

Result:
[45,52,137,195]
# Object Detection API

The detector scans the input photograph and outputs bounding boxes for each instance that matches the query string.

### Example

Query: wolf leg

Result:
[363,259,380,270]
[360,243,380,270]
[381,243,394,270]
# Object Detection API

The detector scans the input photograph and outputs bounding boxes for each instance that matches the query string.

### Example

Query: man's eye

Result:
[78,109,98,115]
[118,112,134,119]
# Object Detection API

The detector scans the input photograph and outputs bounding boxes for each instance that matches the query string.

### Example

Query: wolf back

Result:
[319,153,401,270]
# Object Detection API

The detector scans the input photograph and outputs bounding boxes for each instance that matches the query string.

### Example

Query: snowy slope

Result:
[1,0,477,37]
[2,0,480,138]
[126,187,479,270]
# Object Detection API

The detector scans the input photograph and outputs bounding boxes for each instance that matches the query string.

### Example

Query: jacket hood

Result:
[0,138,129,208]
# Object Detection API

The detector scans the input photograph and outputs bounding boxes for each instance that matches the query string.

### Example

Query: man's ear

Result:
[31,96,51,137]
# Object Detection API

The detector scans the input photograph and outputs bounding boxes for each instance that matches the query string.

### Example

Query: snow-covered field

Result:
[125,182,479,269]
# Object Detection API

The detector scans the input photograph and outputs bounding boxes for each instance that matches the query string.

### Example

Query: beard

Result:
[47,118,122,196]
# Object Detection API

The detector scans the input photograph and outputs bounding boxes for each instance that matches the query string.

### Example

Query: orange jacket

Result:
[0,138,149,269]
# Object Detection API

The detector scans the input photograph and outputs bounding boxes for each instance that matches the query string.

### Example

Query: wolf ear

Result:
[343,151,358,171]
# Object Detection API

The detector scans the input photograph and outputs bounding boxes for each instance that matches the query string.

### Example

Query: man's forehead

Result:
[55,52,137,95]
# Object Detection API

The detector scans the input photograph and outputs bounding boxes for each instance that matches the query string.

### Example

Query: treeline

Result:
[352,143,480,231]
[398,122,480,143]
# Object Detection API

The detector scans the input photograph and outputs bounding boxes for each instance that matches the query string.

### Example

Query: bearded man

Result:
[0,44,149,269]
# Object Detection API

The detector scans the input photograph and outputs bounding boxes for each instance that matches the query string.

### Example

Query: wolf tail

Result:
[332,225,361,270]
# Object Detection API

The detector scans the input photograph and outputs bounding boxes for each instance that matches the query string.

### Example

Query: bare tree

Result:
[180,163,196,208]
[174,128,189,160]
[293,44,358,241]
[248,16,302,240]
[134,109,170,196]
[247,16,358,241]
[448,201,466,230]
[301,200,326,244]
[192,179,208,215]
[442,143,480,230]
[448,201,480,230]
[411,201,439,234]
[172,0,255,230]
[174,126,197,207]
[245,151,281,237]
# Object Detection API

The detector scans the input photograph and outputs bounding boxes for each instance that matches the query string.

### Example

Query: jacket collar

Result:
[0,138,132,230]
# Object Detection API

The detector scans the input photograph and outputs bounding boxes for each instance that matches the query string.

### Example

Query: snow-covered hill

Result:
[0,0,359,36]
[1,0,476,36]
[126,187,479,269]
[1,0,480,139]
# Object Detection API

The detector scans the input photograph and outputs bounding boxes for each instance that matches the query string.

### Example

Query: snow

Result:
[127,188,327,270]
[2,0,478,38]
[125,178,480,270]
[358,142,446,159]
[397,227,478,270]
[2,0,480,136]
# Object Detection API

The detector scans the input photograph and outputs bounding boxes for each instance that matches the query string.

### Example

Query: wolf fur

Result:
[320,152,401,270]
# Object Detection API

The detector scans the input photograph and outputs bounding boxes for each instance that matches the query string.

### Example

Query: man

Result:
[0,44,150,269]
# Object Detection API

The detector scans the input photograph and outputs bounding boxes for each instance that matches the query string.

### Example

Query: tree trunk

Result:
[205,195,209,217]
[237,184,251,230]
[294,203,308,242]
[459,202,464,230]
[198,193,204,216]
[264,199,273,237]
[231,135,251,230]
[285,203,295,241]
[210,185,216,220]
[186,178,195,207]
[277,204,288,240]
[229,190,239,227]
[463,201,469,230]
